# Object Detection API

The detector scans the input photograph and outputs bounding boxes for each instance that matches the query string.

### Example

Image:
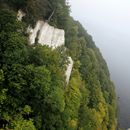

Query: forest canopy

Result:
[0,0,117,130]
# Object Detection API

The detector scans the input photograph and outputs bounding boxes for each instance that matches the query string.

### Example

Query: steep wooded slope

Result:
[0,1,117,130]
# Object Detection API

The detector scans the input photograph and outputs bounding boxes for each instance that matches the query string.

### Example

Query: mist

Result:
[69,0,130,129]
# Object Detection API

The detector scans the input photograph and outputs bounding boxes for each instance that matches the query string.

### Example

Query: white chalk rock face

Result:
[17,10,26,21]
[28,20,65,48]
[29,21,44,44]
[17,9,72,83]
[65,57,73,84]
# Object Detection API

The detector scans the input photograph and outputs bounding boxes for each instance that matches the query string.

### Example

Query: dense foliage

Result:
[0,1,117,130]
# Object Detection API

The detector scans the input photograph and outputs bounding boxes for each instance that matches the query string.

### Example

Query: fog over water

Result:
[69,0,130,129]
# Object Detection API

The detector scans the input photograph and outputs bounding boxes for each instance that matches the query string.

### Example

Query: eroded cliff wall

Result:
[28,21,65,49]
[65,57,73,84]
[17,10,73,84]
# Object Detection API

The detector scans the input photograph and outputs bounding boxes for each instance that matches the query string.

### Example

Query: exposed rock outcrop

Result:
[17,10,73,84]
[27,21,65,49]
[27,20,73,84]
[65,57,73,84]
[17,10,26,21]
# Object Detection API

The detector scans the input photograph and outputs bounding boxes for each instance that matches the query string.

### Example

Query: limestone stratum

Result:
[28,21,65,49]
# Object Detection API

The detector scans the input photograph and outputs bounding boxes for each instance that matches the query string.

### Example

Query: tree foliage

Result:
[0,1,117,130]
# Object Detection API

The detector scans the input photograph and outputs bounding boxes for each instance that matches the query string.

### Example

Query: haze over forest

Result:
[0,0,129,129]
[69,0,130,129]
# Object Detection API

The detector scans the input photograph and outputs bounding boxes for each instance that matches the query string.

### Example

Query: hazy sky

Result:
[69,0,130,129]
[69,0,130,34]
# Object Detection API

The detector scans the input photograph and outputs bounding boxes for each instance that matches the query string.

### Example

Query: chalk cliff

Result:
[17,10,73,84]
[27,21,65,49]
[65,57,73,84]
[17,10,25,21]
